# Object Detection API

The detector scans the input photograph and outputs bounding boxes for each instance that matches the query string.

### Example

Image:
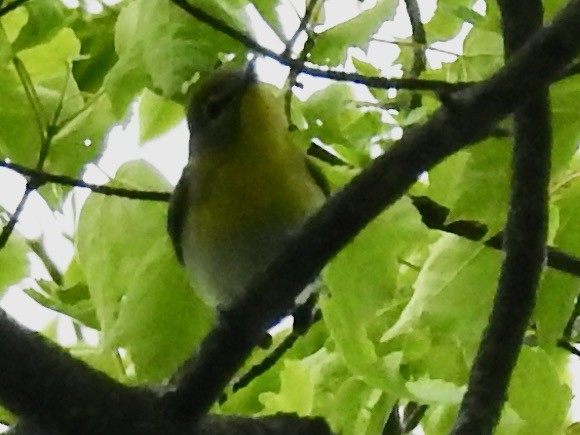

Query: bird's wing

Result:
[305,156,331,197]
[167,164,191,264]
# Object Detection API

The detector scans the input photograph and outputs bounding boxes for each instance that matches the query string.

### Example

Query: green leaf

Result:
[114,236,213,382]
[309,0,398,66]
[39,94,114,207]
[536,180,580,345]
[72,10,119,93]
[425,0,477,42]
[322,198,428,392]
[460,27,504,79]
[69,345,126,381]
[23,280,99,330]
[17,27,80,82]
[105,0,249,118]
[0,6,27,65]
[504,347,571,434]
[331,378,394,435]
[4,25,112,198]
[0,229,29,294]
[551,76,580,177]
[405,378,465,404]
[0,27,105,181]
[544,0,570,20]
[260,359,314,415]
[0,67,41,164]
[11,0,67,52]
[382,235,501,355]
[351,56,389,101]
[1,5,28,43]
[300,83,387,164]
[138,88,184,144]
[446,137,512,235]
[76,160,213,382]
[426,150,471,209]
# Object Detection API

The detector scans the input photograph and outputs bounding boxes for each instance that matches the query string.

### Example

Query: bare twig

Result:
[557,339,580,358]
[0,188,32,251]
[282,0,321,126]
[0,161,170,202]
[403,0,427,78]
[229,295,321,396]
[282,0,320,58]
[170,0,473,93]
[410,195,580,278]
[563,293,580,340]
[403,0,427,109]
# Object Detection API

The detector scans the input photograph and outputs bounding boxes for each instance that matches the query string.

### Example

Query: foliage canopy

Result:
[0,0,579,434]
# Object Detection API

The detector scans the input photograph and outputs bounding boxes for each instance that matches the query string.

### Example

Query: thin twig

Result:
[170,0,473,93]
[562,293,580,340]
[0,188,32,251]
[0,161,170,202]
[372,36,460,58]
[557,339,580,358]
[282,0,320,58]
[37,70,72,170]
[410,195,580,278]
[403,0,427,78]
[403,0,427,109]
[282,0,321,126]
[228,296,321,396]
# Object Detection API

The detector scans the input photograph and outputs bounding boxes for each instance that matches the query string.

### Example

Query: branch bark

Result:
[451,0,551,432]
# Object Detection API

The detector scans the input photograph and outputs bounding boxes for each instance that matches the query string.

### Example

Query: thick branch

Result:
[0,307,332,434]
[161,0,580,421]
[0,310,169,435]
[452,1,551,433]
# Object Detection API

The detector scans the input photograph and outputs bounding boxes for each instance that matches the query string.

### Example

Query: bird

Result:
[167,66,326,310]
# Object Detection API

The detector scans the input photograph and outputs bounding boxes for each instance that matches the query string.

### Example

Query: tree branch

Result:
[0,187,32,251]
[410,195,580,278]
[0,307,332,434]
[403,0,427,79]
[282,0,320,58]
[557,340,580,358]
[0,161,170,202]
[4,159,580,281]
[402,0,427,109]
[451,0,551,432]
[169,0,472,93]
[161,0,580,421]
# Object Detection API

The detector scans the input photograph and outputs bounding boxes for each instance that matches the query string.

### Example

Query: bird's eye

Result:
[205,93,230,121]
